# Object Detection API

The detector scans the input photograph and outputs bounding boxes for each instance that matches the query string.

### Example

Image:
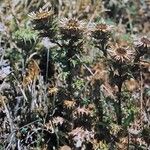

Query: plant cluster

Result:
[0,0,150,150]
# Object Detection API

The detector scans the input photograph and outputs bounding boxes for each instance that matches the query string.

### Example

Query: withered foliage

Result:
[22,59,40,86]
[0,0,149,150]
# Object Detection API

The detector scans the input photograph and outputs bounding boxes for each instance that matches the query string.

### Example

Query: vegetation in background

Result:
[0,0,150,149]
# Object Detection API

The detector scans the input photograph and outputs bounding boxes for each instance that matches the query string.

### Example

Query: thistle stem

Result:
[46,48,50,83]
[93,80,103,122]
[117,83,122,125]
[66,49,73,96]
[101,41,107,57]
[117,66,124,125]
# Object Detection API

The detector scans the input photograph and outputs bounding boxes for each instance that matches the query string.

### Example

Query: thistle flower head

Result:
[28,8,53,21]
[128,120,142,136]
[48,87,58,95]
[91,21,112,40]
[134,36,150,57]
[134,36,150,48]
[28,8,53,31]
[63,100,76,109]
[124,78,138,91]
[141,37,150,47]
[59,18,85,39]
[52,116,64,126]
[108,43,134,63]
[60,18,84,30]
[69,127,94,148]
[73,106,93,117]
[91,63,108,83]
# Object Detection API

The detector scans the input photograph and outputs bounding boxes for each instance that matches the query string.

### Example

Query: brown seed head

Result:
[28,8,53,21]
[59,18,85,39]
[91,22,112,40]
[108,43,134,63]
[63,100,76,109]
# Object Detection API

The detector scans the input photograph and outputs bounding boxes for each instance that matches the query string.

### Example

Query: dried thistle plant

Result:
[48,86,58,95]
[107,41,135,125]
[59,17,86,96]
[134,36,150,62]
[29,8,53,21]
[69,127,94,148]
[108,43,134,64]
[0,0,150,149]
[28,8,54,31]
[28,7,57,39]
[22,59,40,87]
[63,99,76,110]
[91,20,113,57]
[59,17,85,40]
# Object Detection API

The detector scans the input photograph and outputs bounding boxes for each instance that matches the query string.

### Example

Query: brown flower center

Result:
[67,19,80,29]
[96,24,107,31]
[35,12,51,19]
[116,48,127,56]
